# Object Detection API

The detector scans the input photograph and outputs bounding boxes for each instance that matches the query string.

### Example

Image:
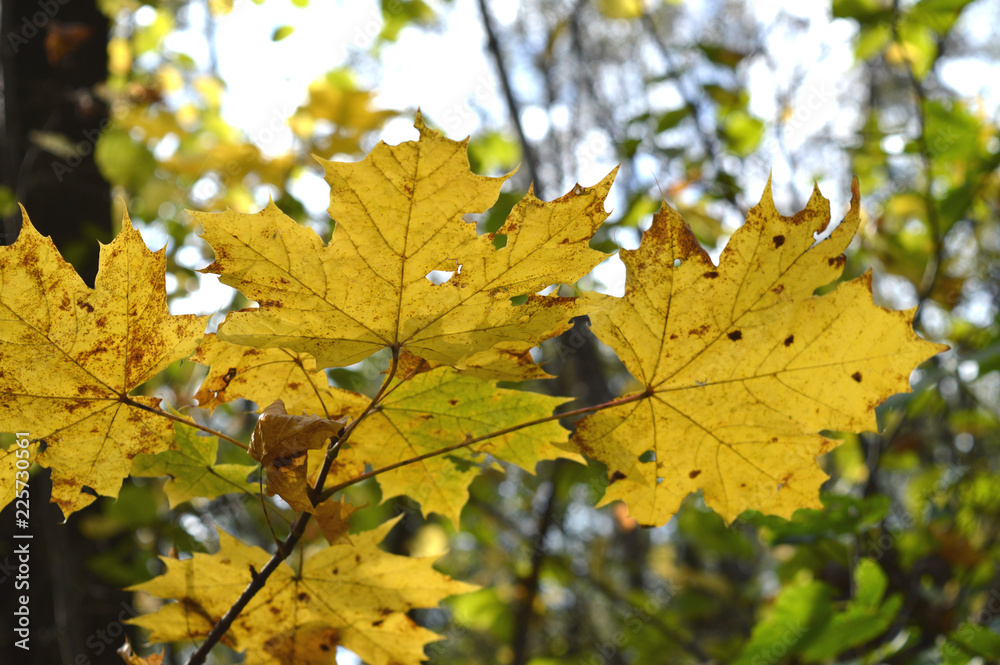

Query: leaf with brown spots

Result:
[128,517,477,665]
[573,179,945,526]
[192,333,368,418]
[0,210,208,516]
[197,113,615,380]
[250,400,347,511]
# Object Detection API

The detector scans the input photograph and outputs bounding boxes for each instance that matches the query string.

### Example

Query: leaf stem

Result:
[183,510,312,665]
[308,348,400,506]
[183,366,641,664]
[319,388,649,501]
[123,397,248,451]
[183,349,403,665]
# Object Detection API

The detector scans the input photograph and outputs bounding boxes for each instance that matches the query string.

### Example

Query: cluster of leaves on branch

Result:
[0,115,942,664]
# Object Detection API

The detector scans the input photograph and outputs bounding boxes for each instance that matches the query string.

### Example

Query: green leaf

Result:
[656,108,690,133]
[271,25,295,41]
[721,110,764,156]
[799,559,901,661]
[944,623,1000,662]
[734,580,833,665]
[131,417,256,507]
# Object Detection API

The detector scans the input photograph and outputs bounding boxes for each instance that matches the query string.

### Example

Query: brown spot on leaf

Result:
[689,325,709,336]
[297,592,310,602]
[372,620,384,627]
[828,256,846,268]
[669,334,678,340]
[703,271,719,279]
[609,470,626,483]
[448,399,459,406]
[773,235,785,248]
[81,302,94,313]
[852,371,862,383]
[784,335,794,347]
[772,284,784,295]
[688,470,701,479]
[728,330,742,341]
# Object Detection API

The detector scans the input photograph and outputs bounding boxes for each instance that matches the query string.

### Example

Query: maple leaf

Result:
[129,518,477,665]
[197,113,615,378]
[321,367,581,526]
[0,210,208,516]
[130,414,257,507]
[573,180,945,526]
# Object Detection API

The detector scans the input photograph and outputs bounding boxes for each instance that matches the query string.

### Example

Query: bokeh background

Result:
[2,0,1000,663]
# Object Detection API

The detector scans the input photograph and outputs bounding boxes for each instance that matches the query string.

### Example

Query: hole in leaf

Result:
[510,294,529,306]
[638,450,656,463]
[673,258,682,268]
[425,270,455,285]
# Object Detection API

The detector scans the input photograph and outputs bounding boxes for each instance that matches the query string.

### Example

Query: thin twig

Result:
[309,348,399,506]
[183,348,402,665]
[889,1,943,303]
[123,397,249,451]
[477,0,545,199]
[511,465,562,665]
[319,389,650,502]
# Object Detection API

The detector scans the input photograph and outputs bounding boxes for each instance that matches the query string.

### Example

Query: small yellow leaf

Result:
[192,333,368,417]
[129,518,478,665]
[117,638,163,665]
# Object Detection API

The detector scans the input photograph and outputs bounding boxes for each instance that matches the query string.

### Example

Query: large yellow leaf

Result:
[322,367,581,526]
[197,114,615,378]
[574,180,945,526]
[129,518,477,665]
[0,211,208,516]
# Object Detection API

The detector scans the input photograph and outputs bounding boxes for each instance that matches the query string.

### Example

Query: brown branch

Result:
[309,348,399,506]
[477,0,545,199]
[183,348,402,665]
[123,397,249,451]
[511,464,563,665]
[889,1,943,303]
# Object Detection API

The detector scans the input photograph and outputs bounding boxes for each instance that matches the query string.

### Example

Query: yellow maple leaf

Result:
[0,210,208,516]
[128,518,477,665]
[197,113,615,379]
[573,180,946,526]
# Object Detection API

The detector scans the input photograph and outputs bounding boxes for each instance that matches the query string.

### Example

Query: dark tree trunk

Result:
[1,4,137,665]
[1,0,112,285]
